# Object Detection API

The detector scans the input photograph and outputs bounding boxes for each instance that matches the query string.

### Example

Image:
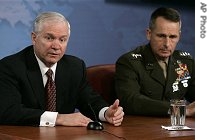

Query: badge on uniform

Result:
[172,60,191,92]
[172,81,179,92]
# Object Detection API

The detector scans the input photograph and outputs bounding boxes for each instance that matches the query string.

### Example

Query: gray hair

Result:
[32,11,70,34]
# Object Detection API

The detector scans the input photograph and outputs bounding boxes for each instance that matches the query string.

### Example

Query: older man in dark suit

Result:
[0,12,124,127]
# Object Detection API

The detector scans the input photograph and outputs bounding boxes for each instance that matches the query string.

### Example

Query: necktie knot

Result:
[46,69,53,78]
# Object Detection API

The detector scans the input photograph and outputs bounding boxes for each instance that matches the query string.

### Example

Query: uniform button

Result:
[46,122,49,125]
[148,91,152,95]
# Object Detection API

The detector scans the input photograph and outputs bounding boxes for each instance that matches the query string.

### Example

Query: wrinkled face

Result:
[31,20,70,67]
[146,17,180,61]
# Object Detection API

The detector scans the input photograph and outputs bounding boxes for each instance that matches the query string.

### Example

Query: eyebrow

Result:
[156,33,178,38]
[45,33,68,38]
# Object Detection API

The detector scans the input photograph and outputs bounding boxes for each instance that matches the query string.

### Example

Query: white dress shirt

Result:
[34,54,107,127]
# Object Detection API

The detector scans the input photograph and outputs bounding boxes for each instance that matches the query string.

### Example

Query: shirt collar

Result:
[156,57,169,65]
[34,53,57,79]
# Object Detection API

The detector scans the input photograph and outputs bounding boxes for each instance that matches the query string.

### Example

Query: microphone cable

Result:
[88,103,127,139]
[101,130,127,140]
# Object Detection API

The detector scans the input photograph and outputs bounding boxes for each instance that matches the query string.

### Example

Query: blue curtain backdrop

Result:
[0,0,194,66]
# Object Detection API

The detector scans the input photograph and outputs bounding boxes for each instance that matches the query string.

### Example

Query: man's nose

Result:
[163,37,171,47]
[51,39,61,49]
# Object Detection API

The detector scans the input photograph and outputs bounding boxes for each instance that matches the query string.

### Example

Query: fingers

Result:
[111,99,120,110]
[112,111,124,126]
[113,116,124,126]
[78,114,92,126]
[56,112,92,126]
[79,113,93,126]
[114,106,124,117]
[186,102,195,117]
[112,106,124,120]
[107,104,124,126]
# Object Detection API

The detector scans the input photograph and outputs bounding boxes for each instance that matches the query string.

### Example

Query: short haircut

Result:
[149,7,181,30]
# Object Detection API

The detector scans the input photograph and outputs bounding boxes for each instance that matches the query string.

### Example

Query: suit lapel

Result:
[143,46,166,86]
[26,47,45,109]
[148,63,166,86]
[54,60,68,111]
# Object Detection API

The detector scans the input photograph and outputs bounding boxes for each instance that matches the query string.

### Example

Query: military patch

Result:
[175,61,191,81]
[172,60,191,92]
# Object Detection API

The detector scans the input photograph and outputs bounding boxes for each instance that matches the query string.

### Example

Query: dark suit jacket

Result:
[115,44,195,116]
[0,45,108,125]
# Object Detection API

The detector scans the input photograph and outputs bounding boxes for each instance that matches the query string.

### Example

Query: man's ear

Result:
[31,32,36,45]
[146,28,151,41]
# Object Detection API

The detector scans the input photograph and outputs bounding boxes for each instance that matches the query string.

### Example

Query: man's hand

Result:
[104,99,124,126]
[56,112,92,126]
[186,101,195,117]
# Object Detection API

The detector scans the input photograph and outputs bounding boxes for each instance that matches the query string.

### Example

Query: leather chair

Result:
[86,64,116,105]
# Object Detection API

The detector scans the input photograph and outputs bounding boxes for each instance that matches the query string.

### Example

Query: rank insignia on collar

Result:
[179,51,191,56]
[131,53,142,59]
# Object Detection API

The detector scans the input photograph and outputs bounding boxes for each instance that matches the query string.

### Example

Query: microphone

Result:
[88,103,99,121]
[87,103,104,130]
[87,104,126,139]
